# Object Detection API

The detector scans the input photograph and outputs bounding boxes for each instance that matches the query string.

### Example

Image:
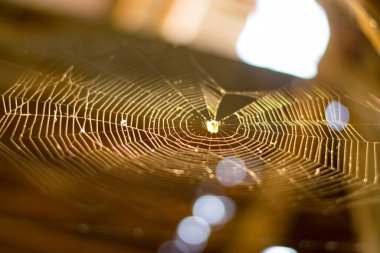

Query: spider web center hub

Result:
[206,120,220,133]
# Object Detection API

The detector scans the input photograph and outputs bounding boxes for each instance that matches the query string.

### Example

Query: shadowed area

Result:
[216,94,256,120]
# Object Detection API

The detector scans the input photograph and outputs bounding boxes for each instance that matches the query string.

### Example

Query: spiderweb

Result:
[0,39,379,209]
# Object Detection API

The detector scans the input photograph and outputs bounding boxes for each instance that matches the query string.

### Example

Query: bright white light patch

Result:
[193,195,225,226]
[325,100,350,131]
[177,216,211,245]
[206,120,220,133]
[261,246,298,253]
[216,157,246,187]
[236,0,330,79]
[158,240,190,253]
[218,196,236,222]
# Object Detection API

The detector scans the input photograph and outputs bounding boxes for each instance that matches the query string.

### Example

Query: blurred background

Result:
[0,0,379,253]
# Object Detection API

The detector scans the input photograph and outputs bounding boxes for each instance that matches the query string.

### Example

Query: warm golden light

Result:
[206,120,220,133]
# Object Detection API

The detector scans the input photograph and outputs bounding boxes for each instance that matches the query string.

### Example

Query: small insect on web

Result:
[206,120,220,133]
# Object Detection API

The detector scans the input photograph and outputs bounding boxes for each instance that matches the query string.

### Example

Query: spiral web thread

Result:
[0,47,379,207]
